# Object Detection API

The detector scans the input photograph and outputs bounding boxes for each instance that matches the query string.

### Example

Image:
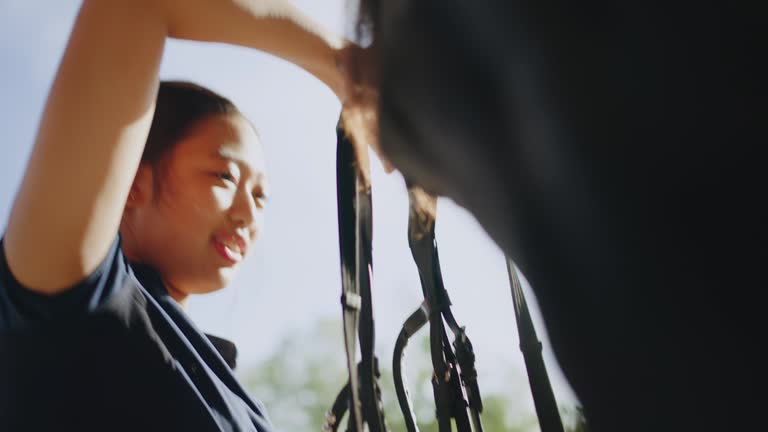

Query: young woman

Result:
[0,1,354,430]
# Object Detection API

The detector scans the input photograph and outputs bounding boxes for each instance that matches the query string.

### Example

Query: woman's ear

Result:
[125,164,154,209]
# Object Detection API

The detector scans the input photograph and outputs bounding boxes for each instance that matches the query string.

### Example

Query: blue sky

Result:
[0,0,578,417]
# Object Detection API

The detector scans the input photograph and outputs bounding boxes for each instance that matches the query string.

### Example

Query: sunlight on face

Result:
[134,113,268,299]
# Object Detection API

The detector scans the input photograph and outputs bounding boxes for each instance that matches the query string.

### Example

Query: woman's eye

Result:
[253,192,268,206]
[215,172,236,183]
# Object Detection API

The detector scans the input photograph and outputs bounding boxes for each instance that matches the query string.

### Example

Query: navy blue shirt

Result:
[0,237,274,431]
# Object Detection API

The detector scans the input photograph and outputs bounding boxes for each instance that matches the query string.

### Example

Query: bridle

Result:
[324,126,387,432]
[325,127,565,432]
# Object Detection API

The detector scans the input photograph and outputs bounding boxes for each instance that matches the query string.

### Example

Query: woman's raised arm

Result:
[4,0,346,294]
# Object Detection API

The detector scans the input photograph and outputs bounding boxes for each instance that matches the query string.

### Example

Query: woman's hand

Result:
[336,42,394,177]
[161,0,390,176]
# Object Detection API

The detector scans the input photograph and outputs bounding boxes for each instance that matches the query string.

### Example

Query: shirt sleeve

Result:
[0,235,129,329]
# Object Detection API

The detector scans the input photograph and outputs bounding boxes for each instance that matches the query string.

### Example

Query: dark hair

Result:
[142,81,240,165]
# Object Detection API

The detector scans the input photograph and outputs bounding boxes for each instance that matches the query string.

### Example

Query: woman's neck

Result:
[163,281,190,308]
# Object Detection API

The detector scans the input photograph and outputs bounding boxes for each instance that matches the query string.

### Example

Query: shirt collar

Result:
[129,262,239,369]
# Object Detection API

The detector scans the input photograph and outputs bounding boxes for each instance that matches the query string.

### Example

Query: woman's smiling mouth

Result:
[212,234,247,264]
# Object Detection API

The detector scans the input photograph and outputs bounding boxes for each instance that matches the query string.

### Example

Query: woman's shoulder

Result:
[0,235,139,328]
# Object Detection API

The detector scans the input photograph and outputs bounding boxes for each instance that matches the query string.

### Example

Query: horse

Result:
[348,1,763,430]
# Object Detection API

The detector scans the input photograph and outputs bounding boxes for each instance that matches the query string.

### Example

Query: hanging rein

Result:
[324,127,565,432]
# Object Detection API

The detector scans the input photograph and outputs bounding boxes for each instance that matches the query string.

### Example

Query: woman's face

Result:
[125,113,268,301]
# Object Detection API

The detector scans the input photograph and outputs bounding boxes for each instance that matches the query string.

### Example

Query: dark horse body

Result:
[367,1,763,430]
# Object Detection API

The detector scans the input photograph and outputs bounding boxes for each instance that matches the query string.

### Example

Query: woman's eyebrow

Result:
[213,147,245,164]
[212,148,253,172]
[212,148,267,184]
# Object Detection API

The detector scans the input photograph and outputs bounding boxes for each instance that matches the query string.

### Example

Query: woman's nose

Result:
[228,187,261,231]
